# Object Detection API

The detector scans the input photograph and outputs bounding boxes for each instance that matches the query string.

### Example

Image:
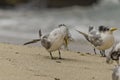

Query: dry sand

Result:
[0,43,116,80]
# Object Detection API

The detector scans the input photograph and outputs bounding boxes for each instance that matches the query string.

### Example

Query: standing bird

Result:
[106,42,120,65]
[24,24,70,59]
[76,26,117,57]
[112,65,120,80]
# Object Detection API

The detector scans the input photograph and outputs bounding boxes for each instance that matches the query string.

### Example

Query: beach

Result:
[0,43,116,80]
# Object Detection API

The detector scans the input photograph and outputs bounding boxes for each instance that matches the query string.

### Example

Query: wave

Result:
[0,0,119,44]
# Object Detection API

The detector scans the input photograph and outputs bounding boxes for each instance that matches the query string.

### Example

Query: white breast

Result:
[97,33,114,50]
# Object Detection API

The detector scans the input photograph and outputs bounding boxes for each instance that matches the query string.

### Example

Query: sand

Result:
[0,43,116,80]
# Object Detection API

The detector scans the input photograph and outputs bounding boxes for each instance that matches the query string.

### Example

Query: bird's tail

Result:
[24,39,41,45]
[39,29,42,38]
[76,30,89,41]
[24,29,42,45]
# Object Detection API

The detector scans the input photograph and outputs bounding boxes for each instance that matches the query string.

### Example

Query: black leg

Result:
[94,48,97,54]
[100,50,106,57]
[103,50,106,57]
[50,52,53,59]
[100,50,103,56]
[58,50,62,59]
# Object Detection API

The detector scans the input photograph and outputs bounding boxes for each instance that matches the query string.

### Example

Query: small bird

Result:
[24,24,71,59]
[76,26,117,57]
[106,42,120,65]
[112,65,120,80]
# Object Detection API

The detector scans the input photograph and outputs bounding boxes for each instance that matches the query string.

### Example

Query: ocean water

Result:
[0,0,120,53]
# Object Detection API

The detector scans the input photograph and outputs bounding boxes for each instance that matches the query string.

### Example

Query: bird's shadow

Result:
[43,56,79,62]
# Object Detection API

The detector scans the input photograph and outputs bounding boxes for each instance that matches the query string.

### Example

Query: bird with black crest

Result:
[76,25,117,57]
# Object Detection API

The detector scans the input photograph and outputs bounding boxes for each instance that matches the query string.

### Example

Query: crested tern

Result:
[76,26,117,57]
[24,24,71,59]
[106,42,120,65]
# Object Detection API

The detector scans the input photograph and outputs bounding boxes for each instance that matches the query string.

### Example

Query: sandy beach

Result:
[0,43,116,80]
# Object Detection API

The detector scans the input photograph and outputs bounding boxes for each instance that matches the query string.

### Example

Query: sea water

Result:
[0,0,119,53]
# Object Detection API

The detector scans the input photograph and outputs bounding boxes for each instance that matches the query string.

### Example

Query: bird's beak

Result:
[110,27,118,32]
[64,37,68,47]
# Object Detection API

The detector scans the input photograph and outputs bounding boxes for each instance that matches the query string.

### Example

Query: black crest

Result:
[58,24,66,27]
[98,25,109,32]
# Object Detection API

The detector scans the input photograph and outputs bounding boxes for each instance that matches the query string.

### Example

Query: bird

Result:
[76,25,117,57]
[112,65,120,80]
[88,26,110,55]
[106,42,120,65]
[24,24,71,59]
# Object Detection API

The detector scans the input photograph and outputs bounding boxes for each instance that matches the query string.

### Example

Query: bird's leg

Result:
[100,50,106,57]
[49,52,54,59]
[58,50,62,59]
[102,50,106,57]
[93,48,97,54]
[100,50,102,56]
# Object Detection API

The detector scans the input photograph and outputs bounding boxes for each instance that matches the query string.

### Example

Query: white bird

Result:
[76,26,117,57]
[112,65,120,80]
[106,42,120,64]
[24,24,71,59]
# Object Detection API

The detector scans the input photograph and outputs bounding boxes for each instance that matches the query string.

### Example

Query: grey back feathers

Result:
[41,34,51,49]
[76,28,102,47]
[89,26,102,47]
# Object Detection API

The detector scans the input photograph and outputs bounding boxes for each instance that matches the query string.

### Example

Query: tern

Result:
[106,42,120,65]
[76,26,117,57]
[24,24,71,59]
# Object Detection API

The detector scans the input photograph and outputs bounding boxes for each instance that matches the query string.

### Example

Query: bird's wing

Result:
[76,30,90,42]
[24,39,41,45]
[41,34,51,49]
[76,30,103,47]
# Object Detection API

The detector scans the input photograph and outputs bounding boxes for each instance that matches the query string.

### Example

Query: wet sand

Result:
[0,43,116,80]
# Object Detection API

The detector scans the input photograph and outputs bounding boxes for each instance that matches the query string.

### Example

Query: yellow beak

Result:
[110,27,118,32]
[64,37,68,47]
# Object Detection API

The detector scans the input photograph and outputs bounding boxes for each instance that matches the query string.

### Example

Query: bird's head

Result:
[99,26,118,33]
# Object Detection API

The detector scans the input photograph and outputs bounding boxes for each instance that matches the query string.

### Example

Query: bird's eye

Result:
[107,29,109,31]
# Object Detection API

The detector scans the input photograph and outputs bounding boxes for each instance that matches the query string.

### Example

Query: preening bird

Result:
[24,24,71,59]
[106,42,120,65]
[76,26,117,57]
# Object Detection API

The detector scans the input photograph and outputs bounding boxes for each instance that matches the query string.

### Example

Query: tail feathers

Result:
[24,39,41,45]
[24,29,42,45]
[39,29,42,38]
[76,30,89,41]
